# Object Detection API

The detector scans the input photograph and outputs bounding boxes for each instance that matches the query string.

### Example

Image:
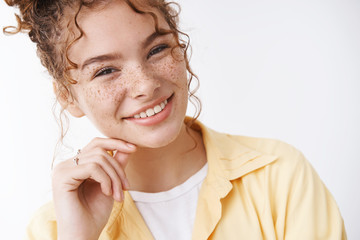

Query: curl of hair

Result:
[3,0,202,159]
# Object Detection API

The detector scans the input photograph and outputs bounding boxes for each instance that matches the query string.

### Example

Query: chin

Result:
[132,114,186,148]
[134,123,184,148]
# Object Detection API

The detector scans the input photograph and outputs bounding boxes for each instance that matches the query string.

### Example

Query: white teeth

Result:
[146,108,155,117]
[140,112,147,118]
[154,105,162,113]
[133,99,169,118]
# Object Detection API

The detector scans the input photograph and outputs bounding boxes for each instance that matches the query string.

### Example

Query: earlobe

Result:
[52,81,85,118]
[66,102,85,118]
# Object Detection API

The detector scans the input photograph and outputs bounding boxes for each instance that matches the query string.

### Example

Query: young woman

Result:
[4,0,346,239]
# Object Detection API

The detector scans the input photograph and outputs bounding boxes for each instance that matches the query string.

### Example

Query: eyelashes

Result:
[94,67,119,78]
[92,44,170,79]
[147,44,169,59]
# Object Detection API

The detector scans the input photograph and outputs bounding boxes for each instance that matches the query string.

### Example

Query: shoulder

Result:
[228,133,303,160]
[201,122,302,160]
[25,202,57,240]
[222,132,309,172]
[200,123,311,181]
[209,129,319,192]
[221,133,332,210]
[225,136,347,239]
[207,126,307,170]
[233,134,316,188]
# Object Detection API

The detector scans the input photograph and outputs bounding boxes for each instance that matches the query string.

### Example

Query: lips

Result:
[124,94,173,119]
[133,98,168,119]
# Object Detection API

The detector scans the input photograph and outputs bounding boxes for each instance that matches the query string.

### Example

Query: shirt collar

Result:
[187,118,278,182]
[95,118,279,238]
[188,118,278,240]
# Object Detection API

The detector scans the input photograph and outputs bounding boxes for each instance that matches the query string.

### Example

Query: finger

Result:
[87,163,113,197]
[103,151,130,190]
[95,151,127,199]
[60,162,113,197]
[84,137,137,154]
[79,151,125,201]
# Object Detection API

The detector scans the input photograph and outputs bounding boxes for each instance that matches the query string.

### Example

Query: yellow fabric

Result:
[26,120,346,239]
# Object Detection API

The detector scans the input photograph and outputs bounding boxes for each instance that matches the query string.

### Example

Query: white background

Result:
[0,0,359,239]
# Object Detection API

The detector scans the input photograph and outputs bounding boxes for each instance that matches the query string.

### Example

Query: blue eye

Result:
[147,44,169,59]
[94,67,118,78]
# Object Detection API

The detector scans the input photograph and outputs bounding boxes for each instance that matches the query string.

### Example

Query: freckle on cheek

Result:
[107,82,126,102]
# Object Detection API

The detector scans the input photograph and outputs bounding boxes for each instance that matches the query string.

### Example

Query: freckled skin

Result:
[67,1,189,148]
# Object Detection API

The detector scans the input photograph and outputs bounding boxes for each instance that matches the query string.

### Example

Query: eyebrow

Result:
[80,53,122,71]
[142,31,163,48]
[80,31,172,70]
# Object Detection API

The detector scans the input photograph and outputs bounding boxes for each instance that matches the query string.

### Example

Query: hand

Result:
[51,138,137,240]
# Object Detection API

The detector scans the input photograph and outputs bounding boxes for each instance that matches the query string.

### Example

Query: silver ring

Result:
[73,149,81,166]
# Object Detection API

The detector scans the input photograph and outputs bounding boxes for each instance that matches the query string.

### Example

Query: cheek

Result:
[155,55,188,86]
[74,65,128,106]
[80,81,126,110]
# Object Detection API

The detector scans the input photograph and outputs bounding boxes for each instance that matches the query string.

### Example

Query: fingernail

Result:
[126,143,136,149]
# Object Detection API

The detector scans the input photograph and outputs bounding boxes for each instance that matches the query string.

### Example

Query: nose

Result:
[126,65,161,100]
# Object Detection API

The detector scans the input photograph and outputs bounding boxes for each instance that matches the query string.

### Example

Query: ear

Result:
[53,81,85,118]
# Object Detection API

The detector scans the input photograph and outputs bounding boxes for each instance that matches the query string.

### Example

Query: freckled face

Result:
[67,1,188,147]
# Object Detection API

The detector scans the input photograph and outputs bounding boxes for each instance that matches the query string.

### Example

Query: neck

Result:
[125,122,207,193]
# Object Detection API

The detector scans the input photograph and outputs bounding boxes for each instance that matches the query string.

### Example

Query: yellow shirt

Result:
[26,120,346,239]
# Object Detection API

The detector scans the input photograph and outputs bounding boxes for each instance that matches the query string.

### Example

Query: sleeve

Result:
[25,202,58,240]
[273,150,347,240]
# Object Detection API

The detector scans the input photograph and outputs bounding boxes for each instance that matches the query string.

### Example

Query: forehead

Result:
[77,1,158,34]
[66,0,170,63]
[75,0,168,32]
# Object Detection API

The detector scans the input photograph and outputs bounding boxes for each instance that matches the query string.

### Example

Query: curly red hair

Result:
[3,0,201,155]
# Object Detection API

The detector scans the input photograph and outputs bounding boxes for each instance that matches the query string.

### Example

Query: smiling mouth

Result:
[124,94,174,119]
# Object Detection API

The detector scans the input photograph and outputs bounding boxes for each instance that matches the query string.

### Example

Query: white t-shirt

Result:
[128,163,208,240]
